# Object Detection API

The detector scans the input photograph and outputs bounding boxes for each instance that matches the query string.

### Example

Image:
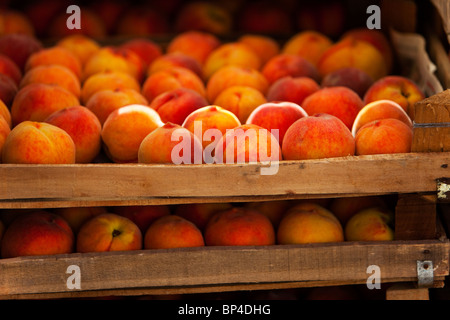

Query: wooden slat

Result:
[0,152,449,208]
[413,89,450,125]
[395,194,437,240]
[386,282,430,300]
[0,240,448,298]
[412,127,450,153]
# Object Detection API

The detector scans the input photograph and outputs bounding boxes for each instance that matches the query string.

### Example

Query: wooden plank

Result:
[413,89,450,125]
[395,194,437,240]
[3,278,448,300]
[386,282,430,300]
[0,152,449,208]
[412,126,450,153]
[412,90,450,155]
[0,240,447,297]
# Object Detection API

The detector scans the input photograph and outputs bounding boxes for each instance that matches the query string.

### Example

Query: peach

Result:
[44,106,102,163]
[91,0,129,35]
[0,33,43,71]
[355,118,413,155]
[204,207,276,246]
[166,30,221,65]
[141,66,206,103]
[116,6,169,37]
[238,34,280,65]
[363,75,426,120]
[0,73,18,107]
[83,46,144,83]
[238,1,293,35]
[56,34,101,67]
[86,88,149,125]
[112,205,171,234]
[149,87,209,125]
[120,38,163,70]
[281,30,333,67]
[0,116,11,162]
[277,202,344,244]
[0,9,35,36]
[206,65,269,103]
[24,46,82,80]
[53,206,108,234]
[295,1,346,38]
[213,123,282,165]
[76,213,142,253]
[2,121,76,164]
[81,71,141,105]
[245,200,291,229]
[282,113,355,160]
[144,215,205,249]
[174,1,232,36]
[20,65,81,98]
[152,0,184,15]
[213,85,267,123]
[0,53,22,86]
[23,0,66,37]
[1,211,74,259]
[47,7,107,39]
[0,98,12,128]
[203,42,262,81]
[148,52,203,78]
[182,105,241,151]
[328,196,388,226]
[101,104,164,163]
[138,122,204,165]
[345,207,394,241]
[174,202,234,231]
[11,83,80,126]
[301,86,364,130]
[266,76,321,106]
[341,28,394,74]
[246,101,309,145]
[321,67,374,98]
[318,38,388,82]
[261,53,320,85]
[351,100,413,137]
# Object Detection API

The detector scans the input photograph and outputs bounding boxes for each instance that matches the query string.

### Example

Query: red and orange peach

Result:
[44,105,102,163]
[101,104,164,163]
[144,215,205,249]
[301,86,364,130]
[2,121,76,164]
[204,207,276,246]
[282,113,355,160]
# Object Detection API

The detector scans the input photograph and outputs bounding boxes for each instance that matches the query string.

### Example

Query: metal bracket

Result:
[417,260,434,288]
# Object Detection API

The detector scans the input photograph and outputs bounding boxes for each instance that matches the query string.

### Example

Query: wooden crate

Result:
[1,90,450,300]
[0,0,449,299]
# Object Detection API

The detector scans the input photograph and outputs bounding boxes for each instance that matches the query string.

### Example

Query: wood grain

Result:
[0,152,449,208]
[0,240,447,298]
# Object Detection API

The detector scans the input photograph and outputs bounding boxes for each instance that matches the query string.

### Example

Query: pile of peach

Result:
[0,196,394,258]
[0,27,425,258]
[0,1,354,41]
[0,28,424,166]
